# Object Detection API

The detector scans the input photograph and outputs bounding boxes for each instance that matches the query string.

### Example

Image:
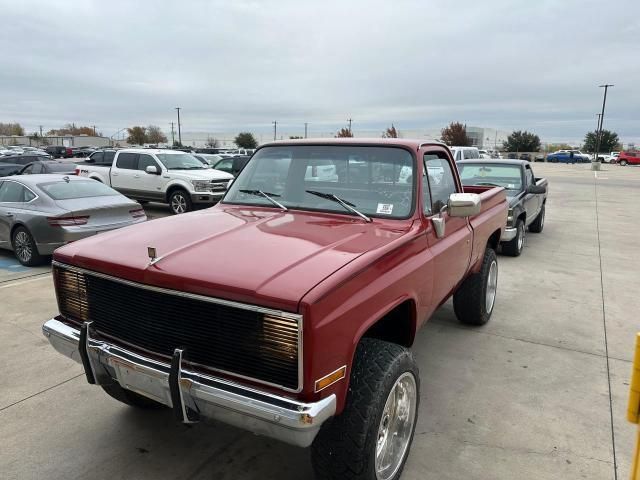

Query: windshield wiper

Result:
[306,190,372,222]
[239,189,288,211]
[474,181,503,188]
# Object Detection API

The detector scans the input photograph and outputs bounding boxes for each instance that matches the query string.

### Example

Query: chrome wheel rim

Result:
[375,372,417,480]
[14,231,32,263]
[485,260,498,313]
[517,223,524,251]
[171,194,187,214]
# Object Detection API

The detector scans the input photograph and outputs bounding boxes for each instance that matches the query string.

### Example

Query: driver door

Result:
[422,151,473,306]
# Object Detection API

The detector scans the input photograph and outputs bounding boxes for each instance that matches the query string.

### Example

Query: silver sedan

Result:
[0,174,146,266]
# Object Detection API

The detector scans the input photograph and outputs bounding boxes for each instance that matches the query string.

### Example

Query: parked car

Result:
[534,154,545,162]
[0,164,22,177]
[595,154,615,163]
[450,146,481,161]
[71,146,95,158]
[478,149,491,159]
[80,149,117,165]
[616,151,640,166]
[457,159,548,256]
[555,149,590,162]
[546,151,588,163]
[0,175,146,265]
[45,145,73,158]
[211,155,250,177]
[42,138,508,480]
[75,148,234,214]
[18,160,77,175]
[519,153,532,161]
[0,155,53,166]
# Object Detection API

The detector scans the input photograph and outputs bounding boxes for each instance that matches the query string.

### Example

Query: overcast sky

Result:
[2,0,639,144]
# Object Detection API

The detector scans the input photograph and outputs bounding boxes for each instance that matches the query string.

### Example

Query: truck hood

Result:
[165,169,233,181]
[53,206,412,311]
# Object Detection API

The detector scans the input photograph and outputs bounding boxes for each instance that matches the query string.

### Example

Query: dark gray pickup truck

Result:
[457,159,548,256]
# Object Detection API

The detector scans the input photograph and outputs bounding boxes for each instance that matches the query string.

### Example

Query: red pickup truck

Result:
[43,139,507,480]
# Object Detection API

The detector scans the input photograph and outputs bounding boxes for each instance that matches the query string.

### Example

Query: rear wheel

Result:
[312,338,419,480]
[11,226,45,266]
[501,219,525,256]
[169,189,192,214]
[101,383,165,409]
[453,247,498,326]
[619,159,628,166]
[528,205,545,233]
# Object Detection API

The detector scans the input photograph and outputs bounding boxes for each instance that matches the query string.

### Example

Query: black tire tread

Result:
[311,338,419,480]
[453,247,497,326]
[501,219,524,256]
[528,204,545,233]
[169,189,192,214]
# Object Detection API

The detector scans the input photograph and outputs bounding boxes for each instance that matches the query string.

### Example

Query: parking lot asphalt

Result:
[1,163,639,480]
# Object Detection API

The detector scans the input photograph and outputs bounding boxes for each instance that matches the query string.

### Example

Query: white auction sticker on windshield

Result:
[376,203,394,215]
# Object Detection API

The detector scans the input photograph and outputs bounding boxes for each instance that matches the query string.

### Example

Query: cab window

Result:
[0,181,35,202]
[424,154,457,214]
[116,152,137,169]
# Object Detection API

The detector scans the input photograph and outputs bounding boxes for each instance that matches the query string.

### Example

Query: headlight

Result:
[53,266,88,323]
[507,208,514,225]
[191,180,213,192]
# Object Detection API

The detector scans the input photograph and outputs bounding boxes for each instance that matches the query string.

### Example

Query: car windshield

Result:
[38,180,119,199]
[156,153,206,170]
[458,163,523,193]
[223,145,415,219]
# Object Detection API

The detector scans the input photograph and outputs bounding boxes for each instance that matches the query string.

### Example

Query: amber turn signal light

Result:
[314,366,347,392]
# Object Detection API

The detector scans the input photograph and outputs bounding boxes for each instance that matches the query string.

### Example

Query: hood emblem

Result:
[147,247,157,262]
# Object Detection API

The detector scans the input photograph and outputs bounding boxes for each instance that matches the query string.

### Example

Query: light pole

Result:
[347,118,353,135]
[175,107,182,146]
[594,84,613,167]
[304,122,308,139]
[170,122,175,146]
[272,121,277,141]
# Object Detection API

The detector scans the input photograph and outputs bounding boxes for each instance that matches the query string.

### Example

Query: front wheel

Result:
[619,160,628,166]
[501,219,525,256]
[169,189,192,214]
[453,247,498,325]
[528,205,545,233]
[312,338,419,480]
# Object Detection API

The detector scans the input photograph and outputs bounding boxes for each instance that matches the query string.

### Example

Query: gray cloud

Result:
[1,0,639,144]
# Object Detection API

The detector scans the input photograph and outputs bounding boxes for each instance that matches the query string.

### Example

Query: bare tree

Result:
[382,124,399,138]
[335,128,353,138]
[146,125,167,144]
[0,122,25,136]
[206,136,220,148]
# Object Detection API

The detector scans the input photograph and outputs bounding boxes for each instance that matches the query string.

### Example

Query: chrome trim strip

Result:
[52,261,304,393]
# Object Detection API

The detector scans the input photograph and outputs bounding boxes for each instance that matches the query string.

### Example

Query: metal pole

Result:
[175,107,182,146]
[170,122,175,146]
[347,118,353,135]
[92,125,97,136]
[304,122,308,138]
[594,84,613,163]
[273,121,277,141]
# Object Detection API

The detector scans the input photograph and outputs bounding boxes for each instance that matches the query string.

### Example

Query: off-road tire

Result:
[311,338,419,480]
[453,248,498,326]
[11,226,46,266]
[168,189,192,214]
[528,205,545,233]
[101,383,165,409]
[501,219,525,257]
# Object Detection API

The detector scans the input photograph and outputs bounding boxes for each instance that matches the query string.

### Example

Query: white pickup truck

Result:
[75,149,234,214]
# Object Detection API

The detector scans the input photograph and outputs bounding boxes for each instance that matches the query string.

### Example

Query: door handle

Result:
[6,213,14,217]
[133,174,140,179]
[112,172,119,176]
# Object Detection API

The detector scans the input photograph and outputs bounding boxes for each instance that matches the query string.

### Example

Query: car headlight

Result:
[507,208,514,225]
[191,180,213,192]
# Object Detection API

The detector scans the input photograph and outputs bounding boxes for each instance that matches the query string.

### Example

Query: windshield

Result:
[38,180,119,199]
[156,153,206,170]
[223,146,415,219]
[458,163,522,193]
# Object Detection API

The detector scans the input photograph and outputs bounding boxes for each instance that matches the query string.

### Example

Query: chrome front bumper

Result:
[42,318,335,447]
[501,226,517,242]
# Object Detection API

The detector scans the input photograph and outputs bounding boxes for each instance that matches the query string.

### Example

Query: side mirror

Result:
[448,193,481,217]
[145,165,159,175]
[527,185,546,194]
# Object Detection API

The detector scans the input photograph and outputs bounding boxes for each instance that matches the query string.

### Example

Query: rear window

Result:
[38,180,119,200]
